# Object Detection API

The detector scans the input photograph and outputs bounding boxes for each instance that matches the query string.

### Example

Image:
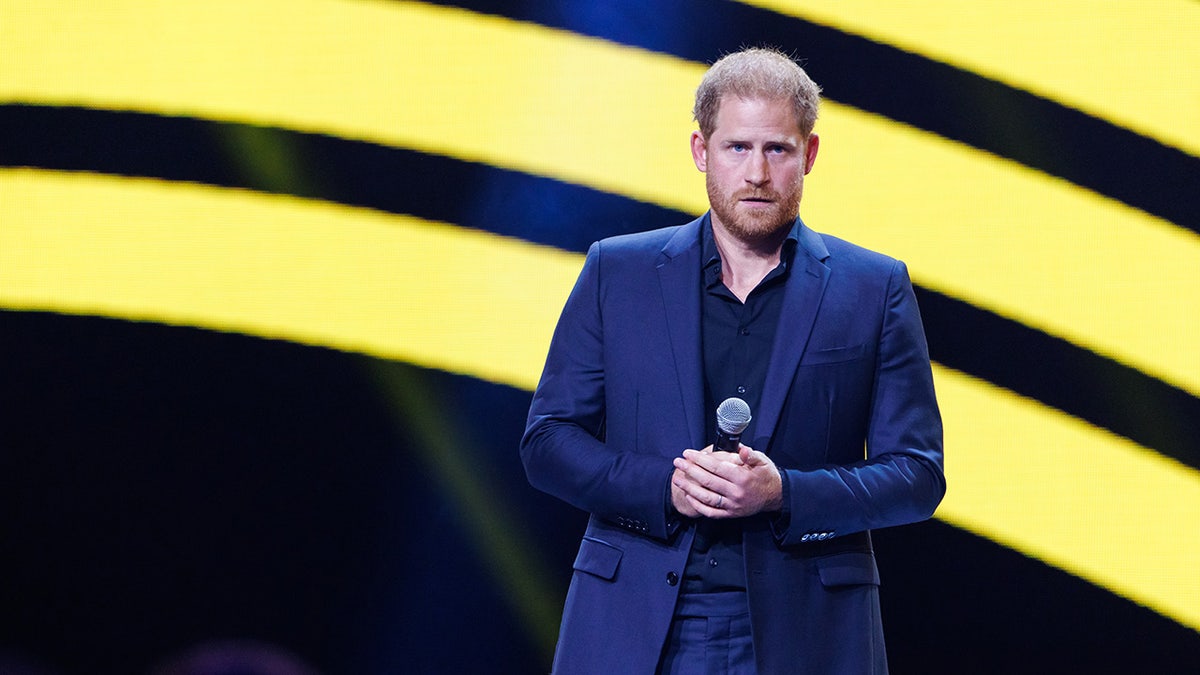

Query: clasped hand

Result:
[671,444,783,519]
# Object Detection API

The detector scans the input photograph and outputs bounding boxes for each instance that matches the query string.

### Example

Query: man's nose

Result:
[745,152,769,186]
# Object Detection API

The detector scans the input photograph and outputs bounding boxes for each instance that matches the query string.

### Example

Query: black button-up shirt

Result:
[682,216,798,593]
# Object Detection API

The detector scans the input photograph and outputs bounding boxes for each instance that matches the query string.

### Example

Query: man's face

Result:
[691,96,819,244]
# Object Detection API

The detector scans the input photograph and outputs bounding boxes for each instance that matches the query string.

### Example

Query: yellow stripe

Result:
[3,168,1198,632]
[740,0,1200,158]
[935,364,1200,631]
[0,168,581,390]
[802,106,1200,400]
[5,0,1197,397]
[0,0,703,212]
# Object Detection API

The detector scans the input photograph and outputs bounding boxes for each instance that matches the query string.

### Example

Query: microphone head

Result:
[715,397,752,435]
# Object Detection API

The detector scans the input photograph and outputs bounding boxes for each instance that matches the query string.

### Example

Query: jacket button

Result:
[666,572,679,586]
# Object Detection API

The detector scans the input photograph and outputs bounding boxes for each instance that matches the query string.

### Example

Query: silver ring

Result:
[716,495,724,509]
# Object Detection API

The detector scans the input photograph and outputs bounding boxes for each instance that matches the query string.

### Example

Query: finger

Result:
[685,492,736,519]
[675,455,722,485]
[739,446,761,465]
[683,450,745,479]
[679,463,738,502]
[672,467,720,503]
[674,469,734,515]
[671,480,702,518]
[681,449,727,471]
[740,446,776,469]
[673,458,718,491]
[684,492,722,518]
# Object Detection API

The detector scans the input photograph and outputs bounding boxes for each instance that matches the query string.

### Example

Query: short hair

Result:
[693,47,822,139]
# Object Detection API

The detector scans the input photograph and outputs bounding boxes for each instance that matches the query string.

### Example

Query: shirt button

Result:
[709,558,718,568]
[739,328,750,335]
[666,572,679,586]
[736,386,746,394]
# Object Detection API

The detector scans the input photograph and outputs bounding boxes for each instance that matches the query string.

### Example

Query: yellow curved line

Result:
[739,0,1200,158]
[802,105,1200,400]
[0,0,704,212]
[3,168,1198,632]
[4,0,1197,399]
[0,168,582,389]
[935,365,1200,633]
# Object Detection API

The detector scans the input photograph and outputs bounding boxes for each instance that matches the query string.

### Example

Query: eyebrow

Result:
[723,137,799,148]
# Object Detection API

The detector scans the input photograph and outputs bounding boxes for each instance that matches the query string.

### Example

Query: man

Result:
[521,47,945,674]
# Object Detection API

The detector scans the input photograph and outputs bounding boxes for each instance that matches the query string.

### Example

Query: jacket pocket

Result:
[816,552,880,587]
[800,342,868,366]
[573,536,623,581]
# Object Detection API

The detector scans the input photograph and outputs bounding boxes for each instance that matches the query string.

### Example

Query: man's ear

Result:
[691,130,708,172]
[804,133,820,175]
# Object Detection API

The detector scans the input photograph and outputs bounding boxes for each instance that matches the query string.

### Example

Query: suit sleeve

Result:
[520,242,678,540]
[773,259,946,547]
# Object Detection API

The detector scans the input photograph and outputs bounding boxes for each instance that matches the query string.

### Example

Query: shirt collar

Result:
[701,212,802,284]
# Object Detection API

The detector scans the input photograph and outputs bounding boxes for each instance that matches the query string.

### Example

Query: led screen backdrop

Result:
[2,1,1199,673]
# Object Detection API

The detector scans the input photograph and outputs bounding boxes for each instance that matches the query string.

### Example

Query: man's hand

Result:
[671,444,783,519]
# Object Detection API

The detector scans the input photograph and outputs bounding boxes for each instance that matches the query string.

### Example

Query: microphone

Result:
[715,397,752,452]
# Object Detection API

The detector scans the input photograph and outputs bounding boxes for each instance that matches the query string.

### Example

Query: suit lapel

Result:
[755,223,830,452]
[657,217,707,451]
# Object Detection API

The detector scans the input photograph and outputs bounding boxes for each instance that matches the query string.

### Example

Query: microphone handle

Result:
[714,429,742,453]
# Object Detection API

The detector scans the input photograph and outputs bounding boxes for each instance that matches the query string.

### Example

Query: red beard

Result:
[707,181,802,243]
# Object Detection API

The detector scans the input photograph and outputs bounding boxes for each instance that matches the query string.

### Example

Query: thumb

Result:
[739,445,763,465]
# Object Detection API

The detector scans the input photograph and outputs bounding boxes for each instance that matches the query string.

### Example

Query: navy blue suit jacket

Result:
[522,214,945,674]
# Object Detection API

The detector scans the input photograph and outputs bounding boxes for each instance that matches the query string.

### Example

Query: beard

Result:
[707,177,803,244]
